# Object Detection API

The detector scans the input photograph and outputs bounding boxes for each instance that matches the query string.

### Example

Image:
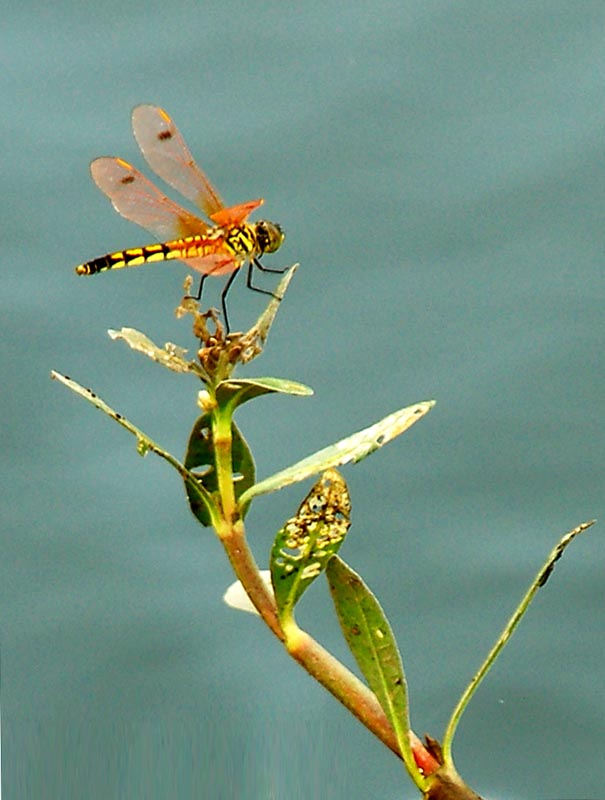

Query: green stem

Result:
[211,405,237,521]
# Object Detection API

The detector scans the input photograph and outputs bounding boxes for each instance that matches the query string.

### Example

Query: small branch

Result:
[442,519,596,764]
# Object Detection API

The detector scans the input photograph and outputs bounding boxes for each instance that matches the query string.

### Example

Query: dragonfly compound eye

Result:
[256,221,285,254]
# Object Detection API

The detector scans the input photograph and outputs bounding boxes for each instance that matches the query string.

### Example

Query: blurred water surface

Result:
[2,2,603,798]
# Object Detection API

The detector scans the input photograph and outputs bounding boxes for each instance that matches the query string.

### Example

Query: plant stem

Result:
[218,519,284,639]
[207,383,442,775]
[211,406,237,521]
[284,623,438,769]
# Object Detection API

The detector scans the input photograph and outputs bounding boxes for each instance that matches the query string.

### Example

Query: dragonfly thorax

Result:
[222,220,284,260]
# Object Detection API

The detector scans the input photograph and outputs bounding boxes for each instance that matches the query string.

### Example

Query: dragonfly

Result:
[75,104,285,331]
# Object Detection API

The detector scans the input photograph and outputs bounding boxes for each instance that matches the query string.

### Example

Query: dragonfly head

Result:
[255,220,285,255]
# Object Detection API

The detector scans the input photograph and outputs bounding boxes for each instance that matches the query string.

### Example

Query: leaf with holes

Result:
[240,400,434,509]
[270,469,351,625]
[326,554,419,781]
[107,327,208,379]
[184,413,255,526]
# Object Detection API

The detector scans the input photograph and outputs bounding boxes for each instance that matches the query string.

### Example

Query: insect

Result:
[75,104,285,331]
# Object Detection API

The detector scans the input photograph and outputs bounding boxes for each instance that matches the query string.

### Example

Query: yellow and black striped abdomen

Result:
[76,242,172,275]
[75,234,218,276]
[75,225,259,276]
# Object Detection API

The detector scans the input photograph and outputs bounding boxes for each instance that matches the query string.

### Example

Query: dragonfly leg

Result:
[219,269,241,333]
[253,257,288,275]
[195,275,209,300]
[245,260,285,303]
[191,274,209,301]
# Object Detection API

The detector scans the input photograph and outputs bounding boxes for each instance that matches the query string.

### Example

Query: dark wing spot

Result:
[158,130,172,141]
[120,175,135,185]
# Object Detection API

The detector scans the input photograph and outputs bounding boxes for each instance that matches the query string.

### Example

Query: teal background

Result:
[2,2,604,798]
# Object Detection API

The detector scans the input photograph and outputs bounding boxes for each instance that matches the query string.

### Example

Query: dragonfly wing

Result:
[132,104,225,219]
[182,253,241,276]
[210,199,264,226]
[90,157,209,241]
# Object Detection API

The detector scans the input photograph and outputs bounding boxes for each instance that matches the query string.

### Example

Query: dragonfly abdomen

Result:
[75,241,176,275]
[75,226,258,276]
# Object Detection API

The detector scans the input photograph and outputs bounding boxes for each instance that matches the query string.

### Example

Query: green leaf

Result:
[240,400,435,508]
[326,555,424,789]
[270,469,351,625]
[216,377,313,411]
[184,414,255,526]
[441,518,596,766]
[51,370,216,522]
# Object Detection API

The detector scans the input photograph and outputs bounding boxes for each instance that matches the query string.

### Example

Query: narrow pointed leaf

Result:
[240,400,434,508]
[326,555,423,788]
[232,265,299,366]
[51,371,216,521]
[252,264,298,340]
[184,413,255,526]
[442,518,597,765]
[270,469,351,624]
